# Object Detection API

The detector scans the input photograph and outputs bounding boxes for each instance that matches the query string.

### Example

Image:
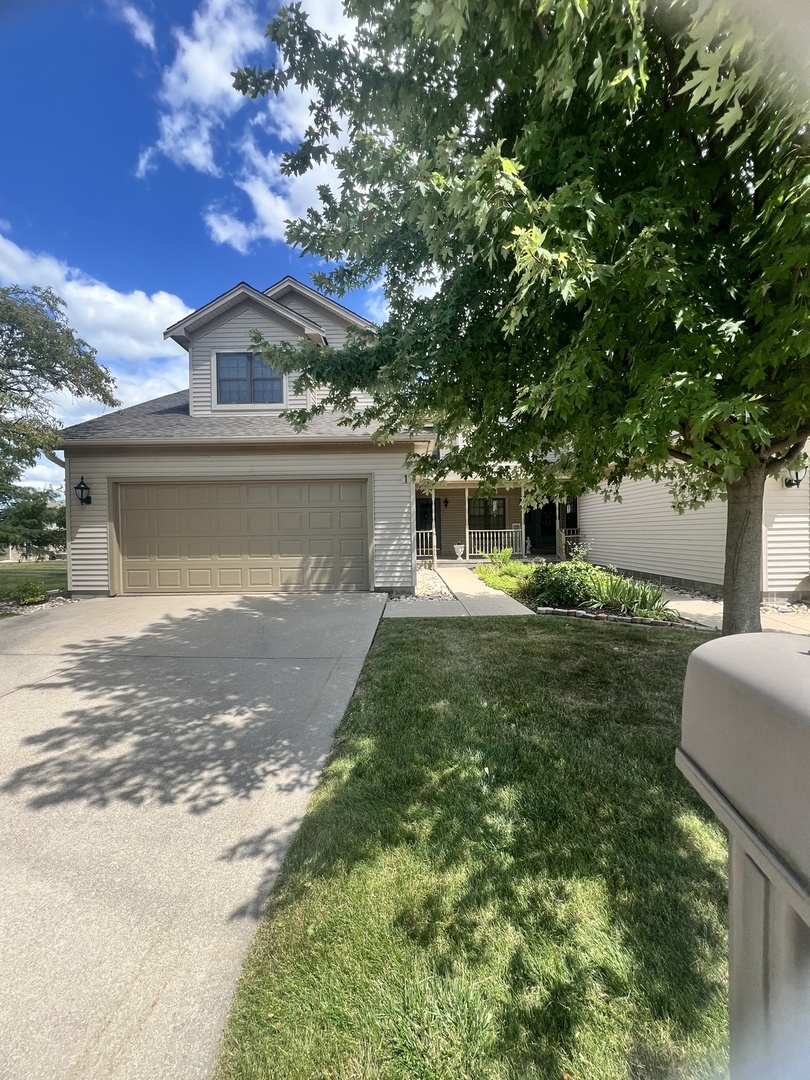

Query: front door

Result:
[415,496,442,551]
[525,501,557,553]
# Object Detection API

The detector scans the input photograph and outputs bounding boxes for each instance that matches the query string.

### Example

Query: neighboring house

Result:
[578,475,810,601]
[61,276,810,600]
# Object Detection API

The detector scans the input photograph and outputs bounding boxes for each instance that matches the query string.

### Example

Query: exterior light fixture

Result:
[443,497,449,509]
[73,476,92,505]
[784,468,808,489]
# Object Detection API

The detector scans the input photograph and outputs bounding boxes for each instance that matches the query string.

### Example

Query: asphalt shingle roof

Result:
[59,390,423,444]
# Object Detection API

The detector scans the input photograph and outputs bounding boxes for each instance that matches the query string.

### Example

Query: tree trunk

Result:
[722,464,767,636]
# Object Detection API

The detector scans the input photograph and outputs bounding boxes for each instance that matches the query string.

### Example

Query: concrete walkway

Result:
[663,589,810,635]
[384,565,533,618]
[0,593,385,1080]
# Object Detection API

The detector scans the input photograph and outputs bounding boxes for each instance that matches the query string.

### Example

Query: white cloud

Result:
[0,234,192,487]
[136,0,357,252]
[139,0,267,176]
[204,103,347,250]
[0,235,190,362]
[110,2,157,52]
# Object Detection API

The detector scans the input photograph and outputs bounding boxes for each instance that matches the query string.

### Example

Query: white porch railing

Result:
[468,526,524,557]
[416,530,434,558]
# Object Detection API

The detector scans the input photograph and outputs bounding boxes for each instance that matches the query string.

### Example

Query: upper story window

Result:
[216,352,283,405]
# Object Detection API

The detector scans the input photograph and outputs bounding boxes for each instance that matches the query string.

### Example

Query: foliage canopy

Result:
[236,0,810,632]
[0,285,118,486]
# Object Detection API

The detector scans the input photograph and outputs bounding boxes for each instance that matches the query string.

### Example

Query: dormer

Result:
[164,278,376,416]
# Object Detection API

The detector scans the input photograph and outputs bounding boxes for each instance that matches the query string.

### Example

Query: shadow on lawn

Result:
[241,619,728,1078]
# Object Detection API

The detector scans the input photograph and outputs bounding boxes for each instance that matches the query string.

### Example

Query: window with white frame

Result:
[216,352,283,404]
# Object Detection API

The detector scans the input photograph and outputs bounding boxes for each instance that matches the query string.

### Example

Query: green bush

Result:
[482,546,513,568]
[585,575,680,621]
[479,551,680,620]
[519,556,605,608]
[475,561,534,595]
[4,578,48,606]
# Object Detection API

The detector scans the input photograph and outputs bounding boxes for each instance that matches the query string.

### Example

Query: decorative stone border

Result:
[532,606,716,633]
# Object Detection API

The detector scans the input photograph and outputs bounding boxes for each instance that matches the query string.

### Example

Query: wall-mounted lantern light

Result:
[784,467,808,489]
[73,476,92,505]
[443,497,449,509]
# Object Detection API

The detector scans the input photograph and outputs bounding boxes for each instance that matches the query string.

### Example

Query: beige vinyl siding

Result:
[763,477,810,594]
[280,295,375,408]
[279,296,352,350]
[66,448,414,594]
[578,478,727,587]
[189,303,308,415]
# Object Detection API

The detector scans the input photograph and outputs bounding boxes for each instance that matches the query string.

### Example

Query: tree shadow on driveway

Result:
[0,595,375,818]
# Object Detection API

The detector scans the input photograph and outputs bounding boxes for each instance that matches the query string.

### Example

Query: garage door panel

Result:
[340,511,365,530]
[277,485,304,506]
[279,567,304,587]
[217,568,243,587]
[157,569,182,588]
[125,569,151,589]
[307,483,334,504]
[278,511,304,532]
[339,482,365,504]
[340,538,365,557]
[155,487,181,507]
[278,539,303,557]
[187,538,212,559]
[309,539,334,557]
[309,511,334,530]
[156,539,181,559]
[120,481,368,593]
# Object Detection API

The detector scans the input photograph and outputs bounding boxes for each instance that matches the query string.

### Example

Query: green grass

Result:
[475,561,536,597]
[0,560,67,597]
[217,619,728,1080]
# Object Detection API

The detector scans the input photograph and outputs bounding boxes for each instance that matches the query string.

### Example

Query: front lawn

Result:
[0,560,67,596]
[217,618,728,1080]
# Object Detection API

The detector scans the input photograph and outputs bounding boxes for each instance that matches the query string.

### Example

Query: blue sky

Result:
[0,0,375,487]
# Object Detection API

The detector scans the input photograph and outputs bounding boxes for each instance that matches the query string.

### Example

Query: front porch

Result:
[415,484,579,562]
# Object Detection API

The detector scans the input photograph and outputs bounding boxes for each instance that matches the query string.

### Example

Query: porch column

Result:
[464,486,469,559]
[430,487,438,570]
[520,485,525,557]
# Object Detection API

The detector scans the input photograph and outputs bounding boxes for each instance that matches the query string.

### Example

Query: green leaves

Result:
[234,0,810,507]
[0,285,118,483]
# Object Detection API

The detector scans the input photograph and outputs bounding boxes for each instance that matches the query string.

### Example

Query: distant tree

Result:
[0,285,118,486]
[0,485,66,558]
[235,0,810,636]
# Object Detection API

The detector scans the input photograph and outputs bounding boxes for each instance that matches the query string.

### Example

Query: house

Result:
[61,277,810,600]
[577,475,810,601]
[62,278,430,596]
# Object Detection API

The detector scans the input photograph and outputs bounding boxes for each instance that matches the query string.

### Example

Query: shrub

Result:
[518,556,605,608]
[585,575,680,621]
[475,561,534,595]
[4,578,48,606]
[483,546,513,568]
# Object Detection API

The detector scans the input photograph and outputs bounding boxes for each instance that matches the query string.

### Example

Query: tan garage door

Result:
[118,480,369,593]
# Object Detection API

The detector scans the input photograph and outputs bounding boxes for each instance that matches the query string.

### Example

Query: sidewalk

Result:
[384,565,533,618]
[663,589,810,636]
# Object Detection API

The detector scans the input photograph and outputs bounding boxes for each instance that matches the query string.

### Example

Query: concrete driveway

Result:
[0,592,386,1080]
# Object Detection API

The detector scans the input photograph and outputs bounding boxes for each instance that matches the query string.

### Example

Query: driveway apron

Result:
[0,593,386,1080]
